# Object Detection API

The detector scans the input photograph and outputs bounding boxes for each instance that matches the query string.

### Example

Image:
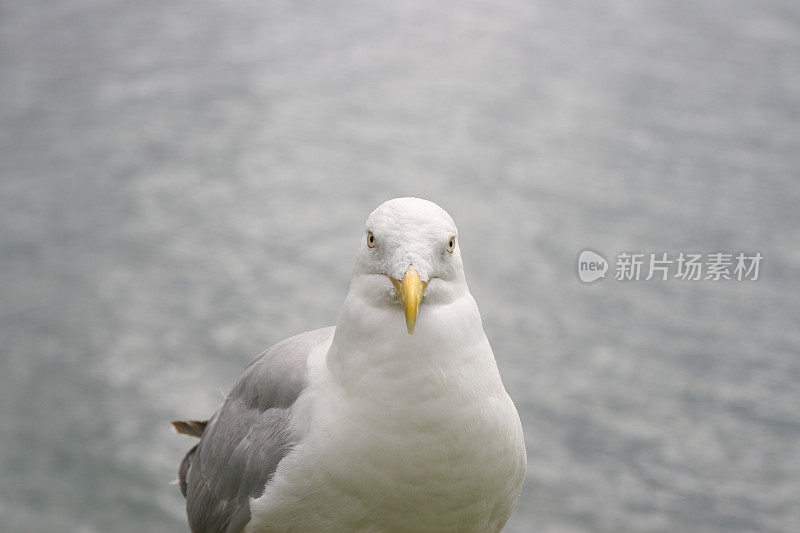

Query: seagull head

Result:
[352,197,467,335]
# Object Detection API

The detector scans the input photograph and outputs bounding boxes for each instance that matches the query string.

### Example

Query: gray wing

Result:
[179,326,334,533]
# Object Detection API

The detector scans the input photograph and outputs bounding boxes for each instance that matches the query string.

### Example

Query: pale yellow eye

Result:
[447,236,456,253]
[367,231,376,248]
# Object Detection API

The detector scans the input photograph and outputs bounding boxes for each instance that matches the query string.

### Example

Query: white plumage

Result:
[177,197,526,532]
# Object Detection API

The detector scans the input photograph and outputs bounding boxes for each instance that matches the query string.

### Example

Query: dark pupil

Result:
[369,235,373,243]
[449,239,454,247]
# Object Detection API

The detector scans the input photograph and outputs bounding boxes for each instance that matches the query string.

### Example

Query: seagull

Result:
[173,197,527,532]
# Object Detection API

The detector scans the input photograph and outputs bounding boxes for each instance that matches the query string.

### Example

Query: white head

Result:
[351,197,468,334]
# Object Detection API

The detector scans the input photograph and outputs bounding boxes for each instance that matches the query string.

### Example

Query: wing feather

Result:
[177,326,334,533]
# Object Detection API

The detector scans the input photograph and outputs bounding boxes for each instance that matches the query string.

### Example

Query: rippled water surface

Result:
[2,1,799,531]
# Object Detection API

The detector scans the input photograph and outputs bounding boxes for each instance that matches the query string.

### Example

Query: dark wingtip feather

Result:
[171,419,208,438]
[178,444,197,498]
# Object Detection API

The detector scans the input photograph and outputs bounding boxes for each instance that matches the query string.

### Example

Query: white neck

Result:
[326,274,502,401]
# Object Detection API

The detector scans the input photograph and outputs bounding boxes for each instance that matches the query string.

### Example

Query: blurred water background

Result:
[1,1,799,531]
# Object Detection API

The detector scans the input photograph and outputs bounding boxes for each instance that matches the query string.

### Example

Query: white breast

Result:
[247,293,526,532]
[248,342,526,532]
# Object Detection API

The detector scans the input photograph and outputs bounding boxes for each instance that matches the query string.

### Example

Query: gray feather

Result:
[178,326,334,533]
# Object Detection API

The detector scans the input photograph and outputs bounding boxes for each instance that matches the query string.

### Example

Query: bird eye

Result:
[367,231,376,248]
[446,236,456,253]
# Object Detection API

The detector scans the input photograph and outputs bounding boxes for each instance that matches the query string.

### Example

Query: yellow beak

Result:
[391,269,427,335]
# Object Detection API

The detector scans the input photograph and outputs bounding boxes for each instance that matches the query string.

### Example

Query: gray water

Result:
[1,1,799,531]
